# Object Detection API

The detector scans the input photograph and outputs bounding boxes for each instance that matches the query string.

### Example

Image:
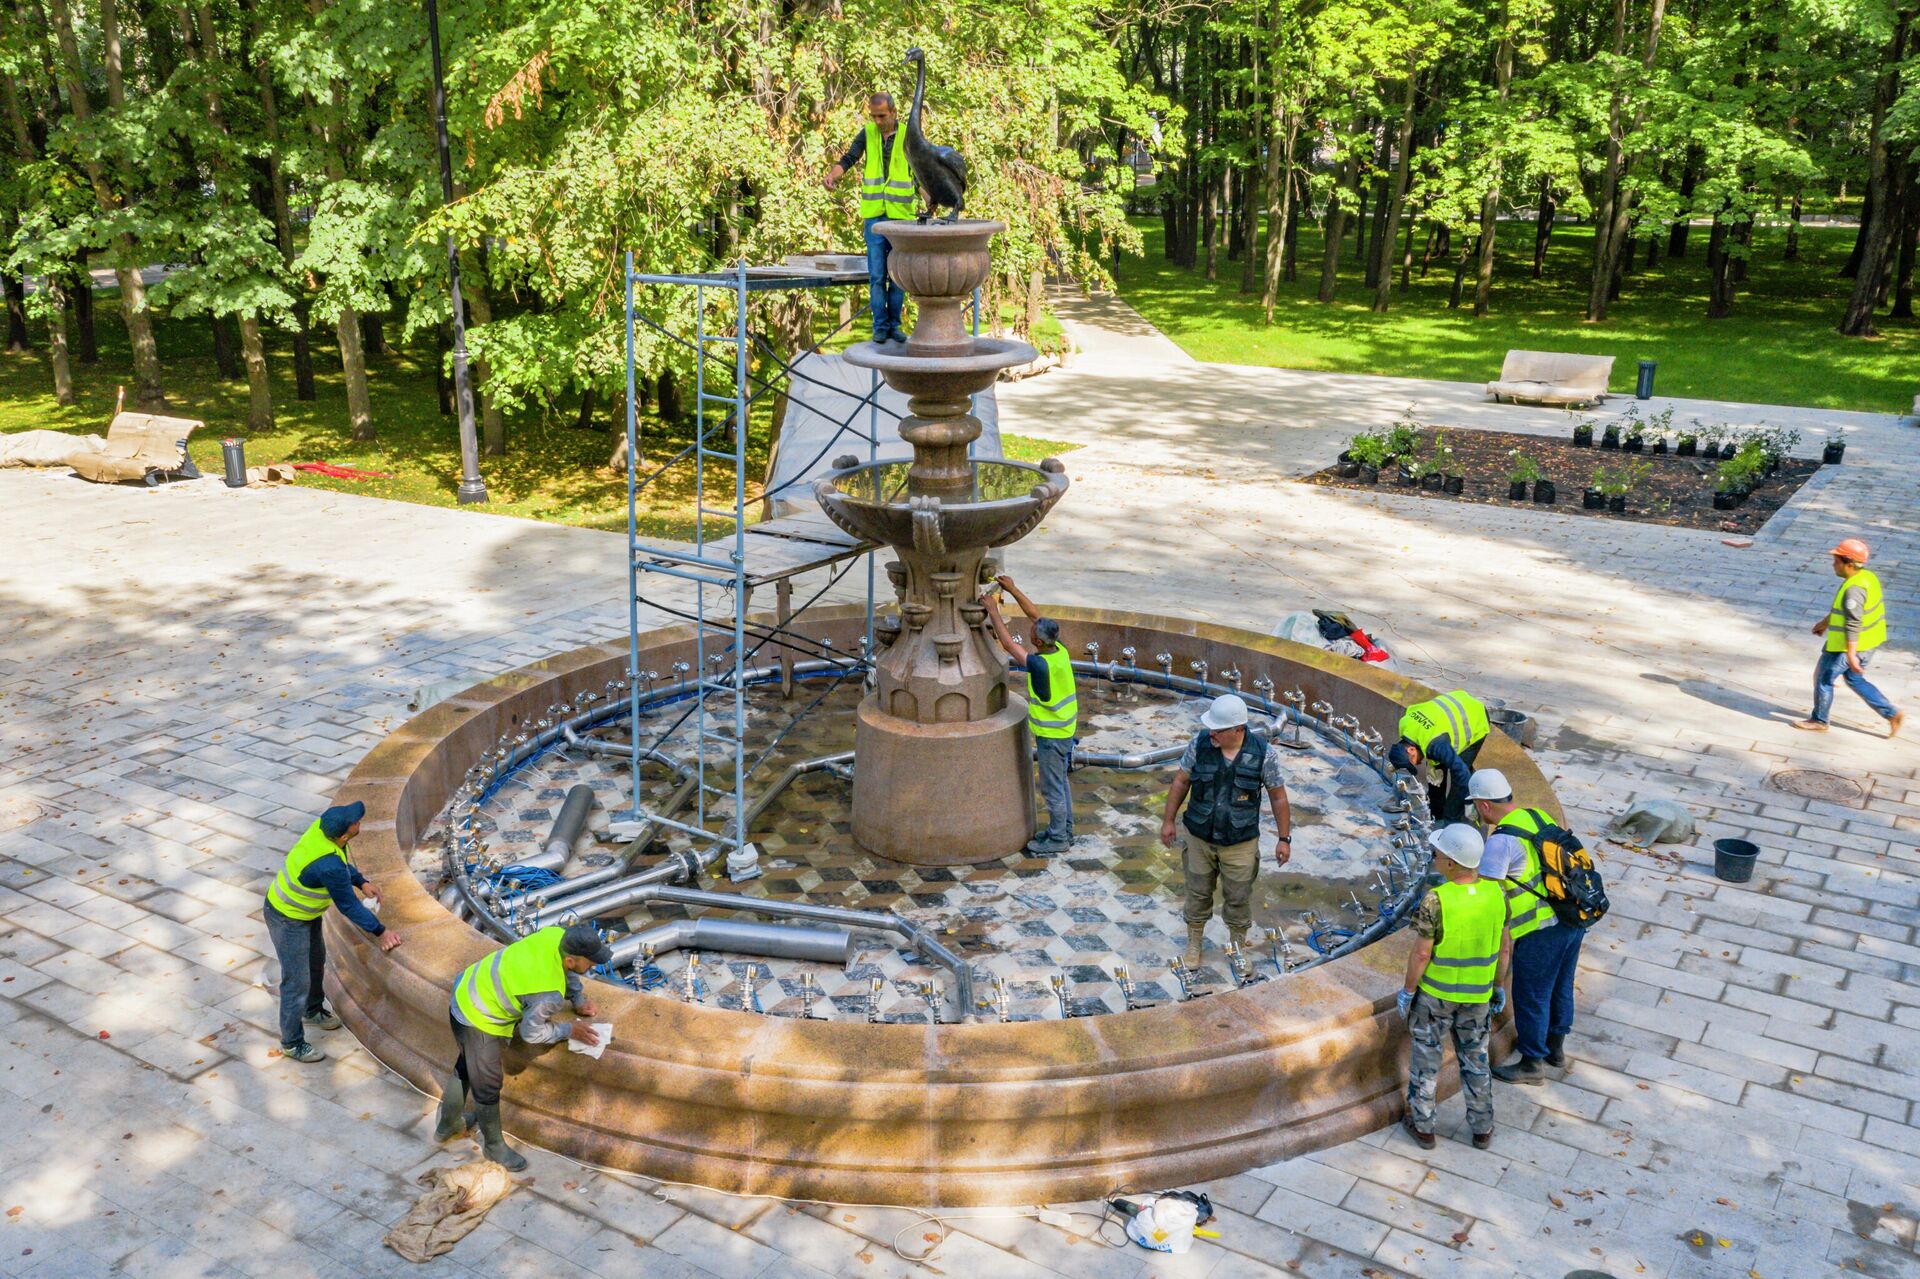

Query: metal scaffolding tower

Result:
[619,256,887,881]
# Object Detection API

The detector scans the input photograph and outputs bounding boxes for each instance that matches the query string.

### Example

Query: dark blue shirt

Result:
[299,853,384,935]
[1024,652,1052,702]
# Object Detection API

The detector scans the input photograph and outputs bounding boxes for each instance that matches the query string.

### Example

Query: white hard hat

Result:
[1200,693,1249,730]
[1466,769,1513,802]
[1429,822,1487,871]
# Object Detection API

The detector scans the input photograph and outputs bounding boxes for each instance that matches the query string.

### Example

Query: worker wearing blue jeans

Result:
[823,93,913,343]
[1796,537,1902,737]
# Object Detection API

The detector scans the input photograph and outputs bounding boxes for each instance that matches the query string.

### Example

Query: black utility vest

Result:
[1182,731,1268,846]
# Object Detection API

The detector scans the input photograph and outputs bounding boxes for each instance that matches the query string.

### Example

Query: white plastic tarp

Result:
[762,351,1001,518]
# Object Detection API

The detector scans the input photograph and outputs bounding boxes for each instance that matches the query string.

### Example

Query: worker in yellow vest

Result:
[1794,537,1902,736]
[1397,822,1511,1150]
[823,90,915,344]
[1467,769,1584,1086]
[983,574,1079,854]
[1388,689,1490,823]
[262,801,401,1064]
[436,922,611,1171]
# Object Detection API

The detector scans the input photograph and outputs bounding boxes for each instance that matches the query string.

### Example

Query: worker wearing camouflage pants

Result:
[1399,823,1511,1149]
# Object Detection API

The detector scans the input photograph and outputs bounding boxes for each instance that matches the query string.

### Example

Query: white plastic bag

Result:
[1124,1196,1198,1254]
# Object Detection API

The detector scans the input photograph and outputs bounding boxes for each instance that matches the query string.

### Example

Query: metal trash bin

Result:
[221,438,248,488]
[1635,359,1657,400]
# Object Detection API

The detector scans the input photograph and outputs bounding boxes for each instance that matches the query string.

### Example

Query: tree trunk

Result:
[1449,240,1472,308]
[1841,189,1872,278]
[45,280,74,404]
[47,0,165,407]
[1587,0,1666,321]
[1532,178,1555,279]
[1318,158,1354,302]
[1839,14,1909,336]
[1425,223,1451,276]
[1705,215,1735,318]
[1353,185,1372,275]
[656,369,682,424]
[574,386,600,431]
[1372,70,1418,313]
[1260,99,1293,319]
[1399,207,1419,289]
[361,308,386,358]
[1731,214,1753,284]
[250,1,313,399]
[70,265,96,362]
[1785,190,1803,260]
[1891,179,1920,319]
[211,313,241,379]
[3,273,28,350]
[333,310,373,439]
[1282,179,1300,281]
[1667,149,1699,256]
[1471,27,1515,317]
[239,312,272,431]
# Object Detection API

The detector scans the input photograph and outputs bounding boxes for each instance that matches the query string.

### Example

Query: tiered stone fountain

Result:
[815,220,1068,865]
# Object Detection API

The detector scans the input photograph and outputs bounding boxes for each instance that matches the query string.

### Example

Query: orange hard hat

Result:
[1831,538,1871,564]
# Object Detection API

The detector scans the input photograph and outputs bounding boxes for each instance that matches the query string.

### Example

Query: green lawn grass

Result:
[0,297,1075,535]
[1111,217,1917,414]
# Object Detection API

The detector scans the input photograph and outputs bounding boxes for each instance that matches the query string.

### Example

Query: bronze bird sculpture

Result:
[903,47,968,223]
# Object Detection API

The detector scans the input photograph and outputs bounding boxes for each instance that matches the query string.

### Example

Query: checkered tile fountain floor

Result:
[423,681,1400,1021]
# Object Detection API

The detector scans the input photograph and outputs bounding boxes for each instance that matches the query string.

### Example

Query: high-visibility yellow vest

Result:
[1399,690,1489,760]
[1028,644,1078,740]
[267,821,352,922]
[1418,880,1507,1004]
[1494,807,1552,941]
[859,123,915,220]
[454,927,568,1038]
[1827,570,1887,653]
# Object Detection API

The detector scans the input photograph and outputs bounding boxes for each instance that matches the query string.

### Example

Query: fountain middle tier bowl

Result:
[814,457,1068,549]
[841,336,1037,399]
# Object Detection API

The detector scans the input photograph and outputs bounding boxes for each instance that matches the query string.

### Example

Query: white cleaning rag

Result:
[566,1023,614,1060]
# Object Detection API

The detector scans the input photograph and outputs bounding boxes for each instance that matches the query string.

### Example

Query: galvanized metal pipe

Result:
[533,843,718,924]
[542,784,596,866]
[607,917,855,968]
[742,750,854,831]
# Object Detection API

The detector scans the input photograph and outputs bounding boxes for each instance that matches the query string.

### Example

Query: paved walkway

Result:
[2,296,1917,1279]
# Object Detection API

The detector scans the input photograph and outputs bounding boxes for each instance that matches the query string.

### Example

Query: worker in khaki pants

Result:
[1160,694,1292,968]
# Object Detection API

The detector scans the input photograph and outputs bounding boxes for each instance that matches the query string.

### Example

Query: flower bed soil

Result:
[1303,428,1821,534]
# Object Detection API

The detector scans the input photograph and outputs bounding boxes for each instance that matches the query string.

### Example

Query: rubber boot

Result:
[1492,1056,1546,1086]
[475,1102,527,1172]
[1544,1034,1567,1069]
[432,1070,469,1142]
[1182,926,1205,970]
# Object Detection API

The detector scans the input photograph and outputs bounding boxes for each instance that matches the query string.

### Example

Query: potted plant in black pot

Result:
[1647,406,1673,455]
[1714,448,1760,508]
[1533,476,1556,504]
[1695,423,1721,460]
[1506,450,1541,501]
[1571,417,1594,447]
[1676,421,1699,457]
[1583,467,1608,509]
[1602,460,1651,513]
[1823,432,1846,465]
[1600,421,1621,450]
[1386,412,1421,467]
[1719,428,1744,461]
[1348,431,1387,483]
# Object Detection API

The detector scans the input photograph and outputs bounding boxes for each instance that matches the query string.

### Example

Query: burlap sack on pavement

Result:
[383,1159,515,1262]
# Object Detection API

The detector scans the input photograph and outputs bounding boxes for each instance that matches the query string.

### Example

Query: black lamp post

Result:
[425,0,486,504]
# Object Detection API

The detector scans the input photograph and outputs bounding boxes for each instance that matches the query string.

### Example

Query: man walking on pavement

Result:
[1466,769,1582,1086]
[822,90,915,344]
[983,574,1078,853]
[1161,693,1292,969]
[263,800,401,1064]
[1399,822,1511,1150]
[1389,688,1490,823]
[1794,537,1903,737]
[435,922,611,1171]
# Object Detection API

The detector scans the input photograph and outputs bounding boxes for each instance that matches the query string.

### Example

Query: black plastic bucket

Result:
[1713,838,1759,883]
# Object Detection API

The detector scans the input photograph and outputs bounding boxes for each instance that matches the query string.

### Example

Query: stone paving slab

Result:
[1,291,1917,1277]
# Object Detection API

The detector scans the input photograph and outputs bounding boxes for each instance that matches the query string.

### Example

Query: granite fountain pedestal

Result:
[815,220,1067,865]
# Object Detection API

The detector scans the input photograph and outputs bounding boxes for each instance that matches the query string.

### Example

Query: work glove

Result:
[1490,988,1508,1015]
[1396,990,1413,1020]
